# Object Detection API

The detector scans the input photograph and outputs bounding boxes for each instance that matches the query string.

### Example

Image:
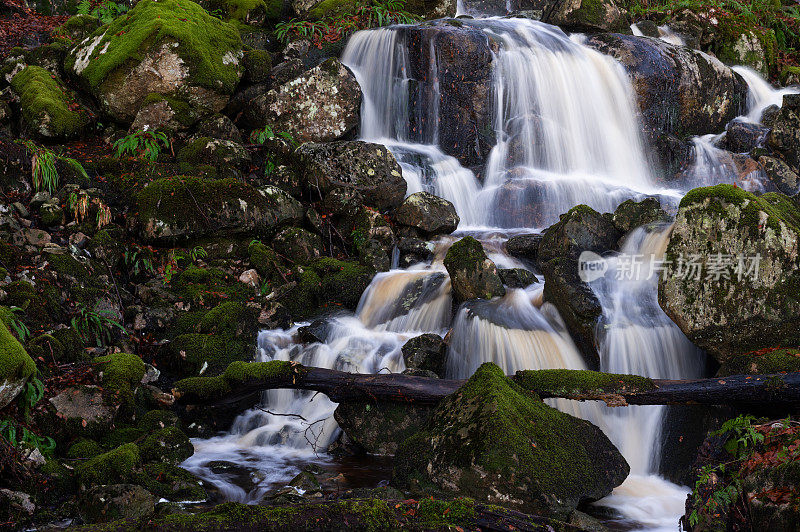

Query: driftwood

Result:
[173,361,800,408]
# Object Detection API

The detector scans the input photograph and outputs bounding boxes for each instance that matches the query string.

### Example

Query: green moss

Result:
[174,360,304,402]
[26,333,66,361]
[68,0,243,94]
[67,438,104,459]
[283,258,372,319]
[101,426,145,449]
[137,409,180,432]
[0,320,36,382]
[93,352,146,399]
[167,332,247,376]
[414,497,476,527]
[10,66,90,138]
[243,49,271,83]
[248,241,285,281]
[719,347,800,376]
[46,252,91,280]
[172,374,230,402]
[142,92,198,127]
[75,443,142,487]
[51,327,86,361]
[443,236,486,273]
[220,0,267,20]
[139,426,193,464]
[306,0,361,20]
[138,462,207,501]
[513,369,656,396]
[197,301,248,337]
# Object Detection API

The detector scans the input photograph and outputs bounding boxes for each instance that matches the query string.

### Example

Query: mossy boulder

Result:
[718,347,800,377]
[67,438,104,460]
[94,352,146,406]
[659,184,800,364]
[78,484,155,524]
[65,0,244,122]
[172,360,304,403]
[393,363,629,516]
[132,176,286,243]
[0,320,36,409]
[75,443,143,487]
[177,137,251,171]
[392,191,459,237]
[10,65,91,139]
[401,333,447,377]
[139,426,194,465]
[51,14,101,46]
[443,236,505,303]
[297,141,405,212]
[544,0,627,32]
[538,204,622,264]
[612,197,670,234]
[271,227,322,264]
[164,332,248,377]
[138,463,207,502]
[281,258,373,320]
[246,58,361,143]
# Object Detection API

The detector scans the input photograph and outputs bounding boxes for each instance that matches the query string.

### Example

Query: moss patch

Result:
[0,320,36,382]
[173,360,303,402]
[75,443,142,487]
[719,347,800,376]
[513,369,656,396]
[10,66,90,138]
[93,352,146,404]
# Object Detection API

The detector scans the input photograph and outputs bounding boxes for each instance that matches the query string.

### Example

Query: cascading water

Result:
[733,65,799,123]
[186,12,795,530]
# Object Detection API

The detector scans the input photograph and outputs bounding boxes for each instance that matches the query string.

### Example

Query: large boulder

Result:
[393,363,629,516]
[0,320,36,409]
[538,204,622,264]
[392,192,459,237]
[401,333,447,377]
[79,484,155,524]
[65,0,243,123]
[659,184,800,364]
[443,237,505,303]
[131,176,291,243]
[246,58,361,143]
[586,34,747,138]
[333,401,433,455]
[297,141,406,211]
[47,386,119,440]
[544,0,628,33]
[10,66,91,139]
[611,197,670,234]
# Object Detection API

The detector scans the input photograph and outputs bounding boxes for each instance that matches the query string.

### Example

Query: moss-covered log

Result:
[173,362,800,407]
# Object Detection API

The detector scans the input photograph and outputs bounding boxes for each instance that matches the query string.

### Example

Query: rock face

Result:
[401,22,495,168]
[393,363,629,516]
[132,177,290,243]
[405,0,457,19]
[539,205,621,368]
[393,192,459,237]
[586,34,747,138]
[659,184,800,364]
[247,58,361,143]
[297,141,406,211]
[443,237,505,303]
[65,0,243,123]
[611,197,670,234]
[334,401,433,455]
[766,94,800,174]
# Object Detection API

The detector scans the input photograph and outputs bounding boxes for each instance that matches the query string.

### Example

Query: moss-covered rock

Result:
[132,176,284,243]
[172,360,303,402]
[177,137,251,171]
[67,438,104,460]
[393,363,629,516]
[544,0,627,32]
[659,184,800,364]
[243,48,272,84]
[164,332,247,377]
[94,352,146,404]
[718,347,800,376]
[65,0,244,122]
[392,191,459,237]
[401,333,446,377]
[514,368,655,396]
[334,401,433,455]
[281,258,373,319]
[0,320,36,409]
[271,227,322,264]
[78,484,155,524]
[130,93,200,133]
[612,197,670,234]
[139,426,193,465]
[443,236,505,303]
[47,385,119,442]
[10,65,91,139]
[138,463,207,502]
[75,443,142,487]
[51,14,101,46]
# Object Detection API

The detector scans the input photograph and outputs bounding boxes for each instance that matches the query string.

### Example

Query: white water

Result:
[733,65,799,123]
[186,15,795,530]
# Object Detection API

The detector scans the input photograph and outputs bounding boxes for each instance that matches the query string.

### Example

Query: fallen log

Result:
[172,360,800,408]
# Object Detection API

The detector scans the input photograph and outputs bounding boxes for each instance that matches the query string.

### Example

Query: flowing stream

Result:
[184,14,795,530]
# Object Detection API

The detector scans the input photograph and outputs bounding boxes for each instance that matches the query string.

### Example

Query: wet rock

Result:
[334,401,434,455]
[405,0,456,19]
[758,155,800,196]
[586,34,747,138]
[239,269,260,287]
[718,347,800,377]
[0,489,35,525]
[659,184,800,364]
[358,238,391,272]
[498,267,538,288]
[443,236,505,303]
[611,197,670,234]
[723,119,768,154]
[398,237,435,267]
[258,186,305,227]
[393,192,459,237]
[139,426,193,465]
[505,233,543,266]
[766,94,800,171]
[246,58,361,143]
[544,0,627,33]
[65,0,243,123]
[402,22,495,168]
[177,137,251,171]
[78,484,155,523]
[282,258,373,320]
[719,31,769,76]
[401,333,447,377]
[272,227,322,263]
[541,257,603,368]
[393,363,629,516]
[538,204,622,263]
[297,141,406,211]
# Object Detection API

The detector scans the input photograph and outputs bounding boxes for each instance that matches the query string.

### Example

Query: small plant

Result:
[189,246,208,263]
[275,19,331,43]
[123,248,155,279]
[77,0,129,23]
[20,374,44,419]
[20,140,89,195]
[0,419,55,455]
[71,304,127,347]
[5,306,31,343]
[250,125,276,145]
[113,130,170,162]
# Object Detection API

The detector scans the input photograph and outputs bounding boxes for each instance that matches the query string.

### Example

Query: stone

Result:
[258,186,305,228]
[130,94,199,133]
[505,233,543,266]
[401,333,447,377]
[538,205,622,264]
[498,267,538,288]
[611,198,670,234]
[78,484,155,524]
[659,184,800,364]
[766,94,800,171]
[177,137,251,171]
[393,363,629,516]
[334,401,434,455]
[272,227,322,263]
[758,155,800,196]
[246,58,361,143]
[723,119,768,154]
[65,0,243,123]
[48,385,118,438]
[0,320,36,409]
[297,141,406,211]
[239,269,260,287]
[544,0,627,33]
[443,236,505,303]
[393,192,459,237]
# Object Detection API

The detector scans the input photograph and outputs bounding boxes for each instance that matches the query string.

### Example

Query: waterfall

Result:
[733,65,799,123]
